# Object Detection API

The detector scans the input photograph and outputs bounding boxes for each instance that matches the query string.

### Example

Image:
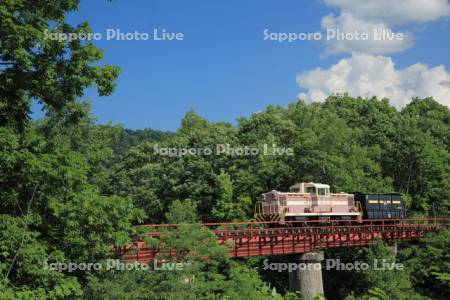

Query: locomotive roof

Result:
[290,182,330,188]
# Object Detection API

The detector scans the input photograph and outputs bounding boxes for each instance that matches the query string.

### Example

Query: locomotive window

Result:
[306,187,316,194]
[318,188,326,195]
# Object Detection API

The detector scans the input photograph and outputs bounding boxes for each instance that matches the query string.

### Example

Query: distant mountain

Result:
[112,127,174,156]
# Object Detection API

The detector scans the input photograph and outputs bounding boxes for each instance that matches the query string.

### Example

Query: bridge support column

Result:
[288,251,324,300]
[388,241,398,258]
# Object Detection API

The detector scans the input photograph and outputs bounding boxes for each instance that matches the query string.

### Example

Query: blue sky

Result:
[34,0,450,131]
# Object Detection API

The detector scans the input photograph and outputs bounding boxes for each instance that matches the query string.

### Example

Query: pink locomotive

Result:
[254,182,362,222]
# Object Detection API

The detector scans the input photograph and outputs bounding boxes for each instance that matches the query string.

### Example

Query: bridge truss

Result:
[118,218,449,263]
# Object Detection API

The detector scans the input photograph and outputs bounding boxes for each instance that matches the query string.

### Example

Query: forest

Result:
[1,1,449,299]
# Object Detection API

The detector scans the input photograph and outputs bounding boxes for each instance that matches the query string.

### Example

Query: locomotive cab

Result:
[289,182,330,196]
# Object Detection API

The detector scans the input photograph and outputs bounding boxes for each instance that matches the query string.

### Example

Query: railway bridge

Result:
[117,218,449,299]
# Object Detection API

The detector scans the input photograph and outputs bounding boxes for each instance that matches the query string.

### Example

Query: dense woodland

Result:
[1,1,449,299]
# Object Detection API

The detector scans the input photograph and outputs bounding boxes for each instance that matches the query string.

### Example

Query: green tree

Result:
[0,121,144,298]
[0,0,120,132]
[165,200,199,224]
[399,228,450,298]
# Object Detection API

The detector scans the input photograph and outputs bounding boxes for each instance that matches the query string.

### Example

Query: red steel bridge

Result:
[118,218,450,263]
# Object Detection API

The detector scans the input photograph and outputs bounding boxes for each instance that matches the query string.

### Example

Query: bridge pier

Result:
[388,241,398,258]
[288,251,324,300]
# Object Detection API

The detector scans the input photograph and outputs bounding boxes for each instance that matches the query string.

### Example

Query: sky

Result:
[34,0,450,131]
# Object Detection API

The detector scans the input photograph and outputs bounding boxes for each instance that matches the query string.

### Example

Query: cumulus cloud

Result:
[321,12,413,55]
[324,0,450,25]
[297,53,450,108]
[320,0,450,55]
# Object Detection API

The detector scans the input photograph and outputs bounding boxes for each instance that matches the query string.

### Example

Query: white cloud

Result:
[321,12,413,55]
[324,0,450,25]
[297,52,450,108]
[320,0,450,55]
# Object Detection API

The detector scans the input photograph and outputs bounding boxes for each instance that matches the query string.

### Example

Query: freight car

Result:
[254,182,407,223]
[353,192,406,219]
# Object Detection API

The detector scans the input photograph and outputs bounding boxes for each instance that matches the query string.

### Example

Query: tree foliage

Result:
[0,0,120,132]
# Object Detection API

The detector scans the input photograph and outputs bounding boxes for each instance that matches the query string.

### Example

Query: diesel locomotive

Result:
[254,182,406,223]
